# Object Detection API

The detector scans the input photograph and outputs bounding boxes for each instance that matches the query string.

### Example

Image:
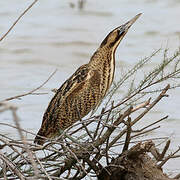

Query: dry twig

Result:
[0,0,38,42]
[1,69,57,102]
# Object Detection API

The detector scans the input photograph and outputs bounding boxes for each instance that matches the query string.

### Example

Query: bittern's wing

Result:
[34,64,101,144]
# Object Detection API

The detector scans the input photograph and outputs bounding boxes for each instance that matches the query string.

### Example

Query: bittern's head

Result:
[100,13,142,50]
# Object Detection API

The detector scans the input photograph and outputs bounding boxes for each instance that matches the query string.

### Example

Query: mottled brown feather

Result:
[34,64,101,145]
[34,14,141,145]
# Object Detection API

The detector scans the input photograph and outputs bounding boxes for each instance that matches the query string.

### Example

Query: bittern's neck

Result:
[88,46,117,96]
[89,46,116,69]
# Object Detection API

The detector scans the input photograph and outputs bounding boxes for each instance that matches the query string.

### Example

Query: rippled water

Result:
[0,0,180,176]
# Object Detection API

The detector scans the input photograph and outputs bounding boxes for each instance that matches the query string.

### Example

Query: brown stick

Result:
[122,116,132,152]
[133,115,168,133]
[131,98,151,113]
[93,106,133,148]
[0,152,25,180]
[1,69,57,102]
[11,106,40,179]
[109,84,170,148]
[35,157,52,180]
[0,0,38,42]
[158,140,171,161]
[157,147,180,169]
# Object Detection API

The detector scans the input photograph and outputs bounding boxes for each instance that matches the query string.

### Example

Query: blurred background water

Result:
[0,0,180,176]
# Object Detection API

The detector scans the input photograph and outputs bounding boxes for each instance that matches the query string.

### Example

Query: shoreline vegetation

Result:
[1,0,180,179]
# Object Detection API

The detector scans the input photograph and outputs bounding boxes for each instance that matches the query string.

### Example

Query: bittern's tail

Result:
[34,132,46,145]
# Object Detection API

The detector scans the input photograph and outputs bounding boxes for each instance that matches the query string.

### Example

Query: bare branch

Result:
[0,0,38,42]
[122,116,132,152]
[11,106,40,179]
[108,84,170,148]
[131,98,151,113]
[0,151,25,180]
[1,69,57,102]
[157,147,180,169]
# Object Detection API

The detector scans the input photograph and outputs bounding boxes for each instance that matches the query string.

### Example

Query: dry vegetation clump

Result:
[0,48,180,179]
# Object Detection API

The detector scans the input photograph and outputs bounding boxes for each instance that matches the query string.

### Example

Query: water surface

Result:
[0,0,180,176]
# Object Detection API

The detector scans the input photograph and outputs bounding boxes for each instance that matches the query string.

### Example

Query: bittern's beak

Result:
[117,13,142,36]
[99,13,142,49]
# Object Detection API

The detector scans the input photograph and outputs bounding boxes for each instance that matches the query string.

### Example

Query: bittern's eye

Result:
[117,27,124,34]
[117,29,120,34]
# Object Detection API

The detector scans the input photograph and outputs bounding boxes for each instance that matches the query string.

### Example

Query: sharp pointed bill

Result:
[123,13,142,29]
[117,13,142,37]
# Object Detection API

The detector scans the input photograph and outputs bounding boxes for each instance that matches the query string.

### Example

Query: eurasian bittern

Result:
[34,13,141,145]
